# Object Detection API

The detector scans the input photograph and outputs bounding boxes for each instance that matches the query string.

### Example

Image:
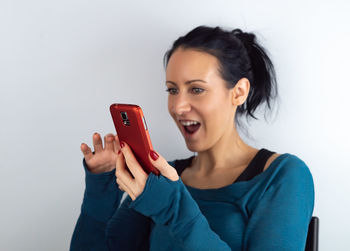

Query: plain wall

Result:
[1,0,349,250]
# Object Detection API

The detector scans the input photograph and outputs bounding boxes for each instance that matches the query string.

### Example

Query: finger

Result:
[113,135,120,153]
[92,132,103,153]
[116,176,135,199]
[104,133,115,151]
[116,153,136,200]
[120,141,148,181]
[116,148,135,182]
[148,150,179,181]
[80,143,93,162]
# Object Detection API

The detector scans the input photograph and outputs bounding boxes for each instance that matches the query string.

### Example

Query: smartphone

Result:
[110,103,160,176]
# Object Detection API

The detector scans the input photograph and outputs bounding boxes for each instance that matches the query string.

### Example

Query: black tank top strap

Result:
[174,155,195,176]
[174,148,276,183]
[234,148,276,183]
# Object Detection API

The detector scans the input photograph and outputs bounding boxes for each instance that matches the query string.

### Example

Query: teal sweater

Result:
[70,153,314,250]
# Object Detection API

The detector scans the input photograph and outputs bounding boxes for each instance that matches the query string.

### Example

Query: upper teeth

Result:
[180,120,199,126]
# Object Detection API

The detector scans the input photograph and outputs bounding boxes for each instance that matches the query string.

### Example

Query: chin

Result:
[186,145,197,153]
[184,140,201,153]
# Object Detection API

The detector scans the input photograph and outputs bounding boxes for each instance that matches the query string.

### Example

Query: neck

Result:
[192,125,258,176]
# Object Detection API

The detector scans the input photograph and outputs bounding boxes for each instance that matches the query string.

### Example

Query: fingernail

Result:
[150,150,159,161]
[120,141,125,148]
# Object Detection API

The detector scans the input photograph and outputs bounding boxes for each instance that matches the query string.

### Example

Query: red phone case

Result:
[110,103,160,176]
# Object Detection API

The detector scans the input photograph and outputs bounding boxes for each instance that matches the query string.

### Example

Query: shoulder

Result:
[267,153,315,210]
[269,153,314,187]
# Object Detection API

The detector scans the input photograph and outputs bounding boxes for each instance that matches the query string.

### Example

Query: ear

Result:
[231,77,250,106]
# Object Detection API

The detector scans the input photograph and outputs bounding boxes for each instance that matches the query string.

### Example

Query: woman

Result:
[70,25,315,250]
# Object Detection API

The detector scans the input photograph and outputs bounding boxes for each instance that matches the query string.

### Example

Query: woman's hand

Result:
[80,132,121,174]
[115,139,179,201]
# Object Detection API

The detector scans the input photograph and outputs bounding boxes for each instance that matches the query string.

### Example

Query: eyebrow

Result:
[165,79,207,86]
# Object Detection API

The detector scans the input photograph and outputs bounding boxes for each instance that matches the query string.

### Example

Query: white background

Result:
[1,0,349,250]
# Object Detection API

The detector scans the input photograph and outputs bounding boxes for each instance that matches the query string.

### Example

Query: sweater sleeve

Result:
[105,194,151,250]
[70,158,124,251]
[127,172,232,251]
[242,156,315,250]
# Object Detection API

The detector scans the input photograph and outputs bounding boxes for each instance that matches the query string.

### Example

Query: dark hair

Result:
[163,25,280,139]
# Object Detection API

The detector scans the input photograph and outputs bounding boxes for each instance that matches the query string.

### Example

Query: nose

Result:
[171,94,191,116]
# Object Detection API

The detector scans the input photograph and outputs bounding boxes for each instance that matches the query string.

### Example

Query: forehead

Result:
[166,48,220,81]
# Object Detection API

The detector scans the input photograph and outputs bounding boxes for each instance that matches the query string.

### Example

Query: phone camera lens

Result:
[121,112,128,120]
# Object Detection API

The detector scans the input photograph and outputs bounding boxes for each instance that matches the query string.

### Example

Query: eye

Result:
[192,88,204,94]
[165,88,177,95]
[165,87,204,95]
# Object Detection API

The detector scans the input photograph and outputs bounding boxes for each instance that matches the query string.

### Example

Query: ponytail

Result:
[231,28,279,122]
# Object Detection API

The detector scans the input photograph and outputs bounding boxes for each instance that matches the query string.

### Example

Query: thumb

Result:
[148,150,179,181]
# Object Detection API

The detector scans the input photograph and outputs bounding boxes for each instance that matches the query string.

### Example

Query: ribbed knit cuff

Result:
[81,157,122,222]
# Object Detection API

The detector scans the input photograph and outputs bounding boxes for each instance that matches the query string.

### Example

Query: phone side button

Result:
[142,116,148,130]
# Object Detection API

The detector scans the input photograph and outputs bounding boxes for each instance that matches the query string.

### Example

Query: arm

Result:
[242,157,315,250]
[105,195,151,250]
[127,172,232,251]
[70,158,123,251]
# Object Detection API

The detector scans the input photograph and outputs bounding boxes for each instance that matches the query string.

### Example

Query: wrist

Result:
[87,165,115,174]
[84,160,115,175]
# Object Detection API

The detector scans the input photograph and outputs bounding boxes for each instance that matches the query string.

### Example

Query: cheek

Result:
[203,111,220,134]
[199,103,229,135]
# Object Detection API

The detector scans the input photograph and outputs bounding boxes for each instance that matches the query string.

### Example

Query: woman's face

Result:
[166,47,237,152]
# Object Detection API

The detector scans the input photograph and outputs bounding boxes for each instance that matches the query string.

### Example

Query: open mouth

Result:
[179,120,201,135]
[184,123,200,134]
